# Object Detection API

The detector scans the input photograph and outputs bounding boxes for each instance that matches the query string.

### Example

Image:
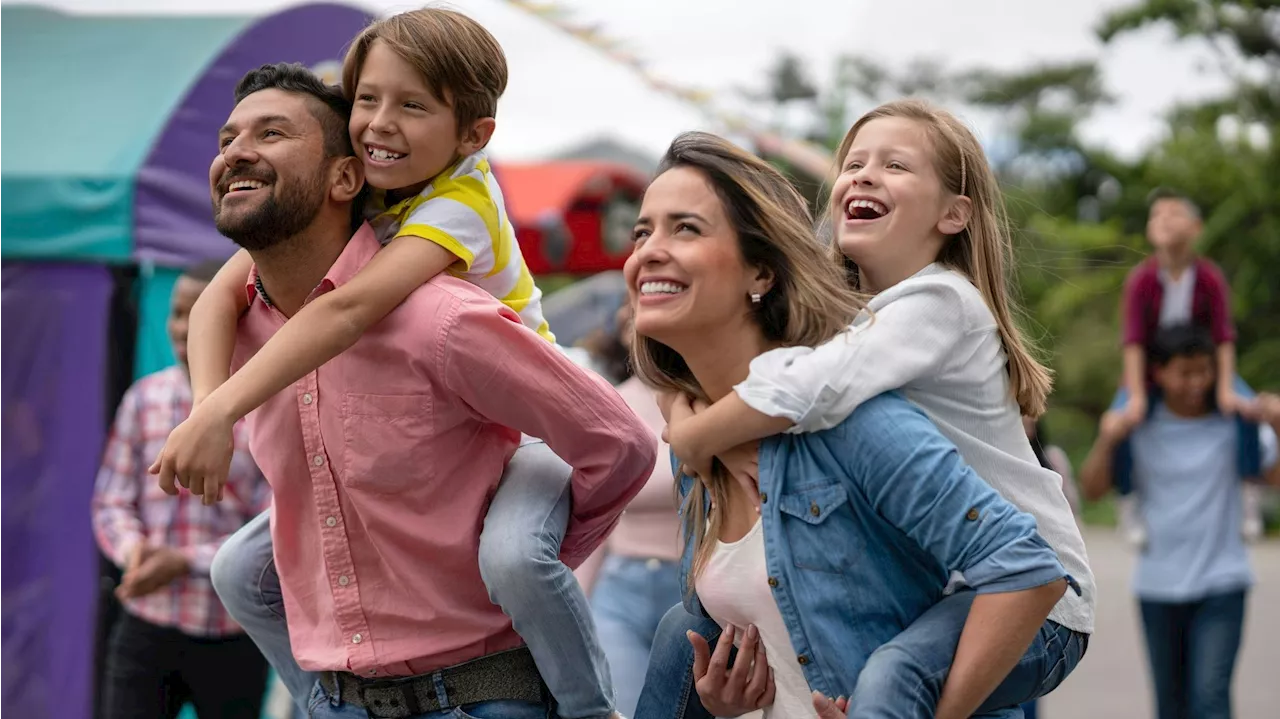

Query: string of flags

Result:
[501,0,837,179]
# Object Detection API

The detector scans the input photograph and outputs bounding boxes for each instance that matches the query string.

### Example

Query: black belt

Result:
[318,646,546,718]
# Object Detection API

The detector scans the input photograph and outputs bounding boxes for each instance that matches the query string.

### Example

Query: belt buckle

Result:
[359,677,422,719]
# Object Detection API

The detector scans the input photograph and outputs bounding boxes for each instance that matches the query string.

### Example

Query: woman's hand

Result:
[688,623,775,716]
[812,692,849,718]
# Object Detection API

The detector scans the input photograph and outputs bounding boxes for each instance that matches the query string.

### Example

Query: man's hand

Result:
[688,624,775,716]
[812,692,849,718]
[150,402,235,505]
[116,545,189,600]
[1099,409,1140,445]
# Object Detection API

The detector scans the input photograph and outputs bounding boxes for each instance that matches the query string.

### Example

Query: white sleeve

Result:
[1261,424,1278,472]
[734,278,977,433]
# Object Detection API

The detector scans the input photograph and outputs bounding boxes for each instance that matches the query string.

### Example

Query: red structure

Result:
[494,161,649,275]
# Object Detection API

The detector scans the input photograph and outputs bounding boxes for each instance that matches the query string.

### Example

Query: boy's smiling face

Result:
[349,40,462,196]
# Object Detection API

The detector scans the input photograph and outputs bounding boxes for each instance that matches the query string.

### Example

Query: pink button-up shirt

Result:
[233,223,655,676]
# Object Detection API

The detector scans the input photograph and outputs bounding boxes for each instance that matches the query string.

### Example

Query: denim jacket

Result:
[676,392,1068,699]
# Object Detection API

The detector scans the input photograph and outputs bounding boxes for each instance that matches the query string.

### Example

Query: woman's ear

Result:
[937,195,972,236]
[752,265,777,299]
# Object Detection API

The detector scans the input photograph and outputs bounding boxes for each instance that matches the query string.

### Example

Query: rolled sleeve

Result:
[834,393,1067,593]
[962,531,1069,595]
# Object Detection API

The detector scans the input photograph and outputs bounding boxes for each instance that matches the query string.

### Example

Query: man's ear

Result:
[330,155,365,203]
[459,117,497,155]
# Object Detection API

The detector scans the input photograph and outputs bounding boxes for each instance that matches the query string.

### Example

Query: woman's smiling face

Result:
[624,166,761,351]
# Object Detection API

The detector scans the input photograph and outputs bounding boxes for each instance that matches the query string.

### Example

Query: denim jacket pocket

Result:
[340,393,433,493]
[778,482,858,574]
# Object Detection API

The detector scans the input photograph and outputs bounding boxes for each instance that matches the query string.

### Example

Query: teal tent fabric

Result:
[0,7,251,262]
[134,266,184,379]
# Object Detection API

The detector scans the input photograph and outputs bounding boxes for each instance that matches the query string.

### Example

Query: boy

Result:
[92,260,271,719]
[1115,188,1263,543]
[1082,324,1280,719]
[154,10,626,717]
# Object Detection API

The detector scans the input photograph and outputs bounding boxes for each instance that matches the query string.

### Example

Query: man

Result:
[1082,324,1280,719]
[92,261,271,719]
[173,63,655,718]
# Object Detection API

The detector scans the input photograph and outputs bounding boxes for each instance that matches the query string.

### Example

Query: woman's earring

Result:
[750,292,762,305]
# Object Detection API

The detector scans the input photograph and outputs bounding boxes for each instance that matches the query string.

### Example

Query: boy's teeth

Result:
[369,148,405,161]
[640,281,687,295]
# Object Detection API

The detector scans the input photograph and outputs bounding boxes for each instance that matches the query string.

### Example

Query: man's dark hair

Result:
[1146,187,1201,219]
[1149,323,1215,367]
[182,259,227,284]
[234,63,353,159]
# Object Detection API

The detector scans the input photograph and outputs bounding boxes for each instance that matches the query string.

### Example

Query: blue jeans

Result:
[636,591,1087,719]
[1138,589,1246,719]
[590,556,683,718]
[211,441,614,719]
[305,677,550,718]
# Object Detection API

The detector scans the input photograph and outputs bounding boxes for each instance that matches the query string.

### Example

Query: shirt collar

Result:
[244,222,381,309]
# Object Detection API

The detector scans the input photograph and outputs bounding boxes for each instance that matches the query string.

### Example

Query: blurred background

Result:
[2,0,1277,717]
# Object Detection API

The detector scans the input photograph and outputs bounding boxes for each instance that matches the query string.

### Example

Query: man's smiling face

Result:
[210,88,331,250]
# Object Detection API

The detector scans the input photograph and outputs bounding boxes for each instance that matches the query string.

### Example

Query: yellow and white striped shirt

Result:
[369,150,553,342]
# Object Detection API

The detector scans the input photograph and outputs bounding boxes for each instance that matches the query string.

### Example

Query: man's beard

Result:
[214,172,327,251]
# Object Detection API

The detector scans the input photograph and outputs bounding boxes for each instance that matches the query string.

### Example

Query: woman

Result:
[575,302,685,718]
[627,132,1069,719]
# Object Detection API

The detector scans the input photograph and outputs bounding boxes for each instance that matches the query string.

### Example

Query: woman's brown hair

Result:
[631,131,863,579]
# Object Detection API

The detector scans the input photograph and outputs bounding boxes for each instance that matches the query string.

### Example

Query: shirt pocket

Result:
[778,482,859,575]
[340,393,433,494]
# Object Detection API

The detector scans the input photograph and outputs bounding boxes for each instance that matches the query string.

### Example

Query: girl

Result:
[624,130,1069,719]
[660,100,1095,716]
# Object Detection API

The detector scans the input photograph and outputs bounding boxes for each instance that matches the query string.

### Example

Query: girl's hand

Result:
[150,402,235,505]
[812,692,849,718]
[718,442,761,513]
[665,394,714,480]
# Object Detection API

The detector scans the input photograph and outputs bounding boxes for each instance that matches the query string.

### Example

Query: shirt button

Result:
[797,655,809,665]
[810,503,821,516]
[325,516,337,527]
[760,492,768,504]
[966,507,980,521]
[352,633,362,644]
[313,454,325,466]
[646,558,661,571]
[768,577,779,588]
[368,669,377,676]
[338,575,350,586]
[302,393,314,405]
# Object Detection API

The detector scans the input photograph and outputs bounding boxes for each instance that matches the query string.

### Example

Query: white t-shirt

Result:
[1158,265,1197,327]
[697,520,817,719]
[735,263,1095,633]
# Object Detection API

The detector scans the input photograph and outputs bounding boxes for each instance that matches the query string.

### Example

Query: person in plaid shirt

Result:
[92,260,272,719]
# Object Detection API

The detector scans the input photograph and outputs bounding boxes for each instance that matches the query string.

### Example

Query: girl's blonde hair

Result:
[631,132,864,580]
[829,99,1053,417]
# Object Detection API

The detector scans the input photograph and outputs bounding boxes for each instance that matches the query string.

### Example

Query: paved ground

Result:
[1039,527,1280,719]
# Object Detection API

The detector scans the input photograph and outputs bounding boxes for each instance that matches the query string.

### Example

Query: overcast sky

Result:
[9,0,1234,161]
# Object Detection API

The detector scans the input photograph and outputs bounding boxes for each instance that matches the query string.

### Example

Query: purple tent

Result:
[1,5,373,717]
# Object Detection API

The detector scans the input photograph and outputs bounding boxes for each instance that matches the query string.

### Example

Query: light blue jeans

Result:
[210,440,614,719]
[305,676,550,719]
[590,556,682,718]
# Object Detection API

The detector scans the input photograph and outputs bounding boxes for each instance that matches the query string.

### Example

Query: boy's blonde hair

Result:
[631,132,864,580]
[829,99,1053,417]
[342,8,507,134]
